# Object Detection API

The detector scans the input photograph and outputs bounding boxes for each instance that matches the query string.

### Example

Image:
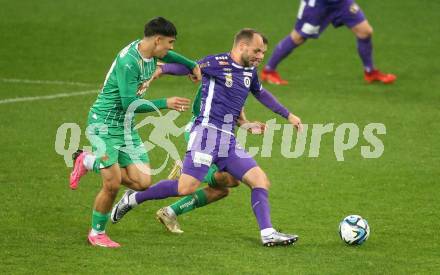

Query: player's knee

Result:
[178,184,198,196]
[243,167,271,189]
[356,25,373,39]
[259,177,271,190]
[102,180,121,198]
[290,31,305,45]
[178,175,201,195]
[366,25,374,37]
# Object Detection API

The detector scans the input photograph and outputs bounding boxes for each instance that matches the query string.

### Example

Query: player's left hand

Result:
[240,121,267,135]
[288,113,303,132]
[167,97,191,112]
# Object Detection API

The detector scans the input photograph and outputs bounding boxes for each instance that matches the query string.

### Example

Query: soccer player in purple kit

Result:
[261,0,396,85]
[111,29,304,247]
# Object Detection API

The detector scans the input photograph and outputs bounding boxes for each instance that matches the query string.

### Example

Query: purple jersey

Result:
[195,53,262,134]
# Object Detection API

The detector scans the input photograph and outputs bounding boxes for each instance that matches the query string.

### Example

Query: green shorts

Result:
[184,116,219,186]
[87,115,149,169]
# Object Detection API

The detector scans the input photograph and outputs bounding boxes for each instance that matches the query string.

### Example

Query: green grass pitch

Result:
[1,0,439,273]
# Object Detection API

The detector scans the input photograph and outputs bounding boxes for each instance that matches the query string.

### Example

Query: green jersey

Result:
[89,39,197,129]
[90,39,162,128]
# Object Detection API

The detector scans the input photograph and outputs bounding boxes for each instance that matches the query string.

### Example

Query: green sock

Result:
[91,210,110,233]
[204,166,218,188]
[170,188,208,216]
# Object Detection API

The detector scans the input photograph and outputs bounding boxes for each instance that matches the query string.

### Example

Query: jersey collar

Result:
[227,52,254,70]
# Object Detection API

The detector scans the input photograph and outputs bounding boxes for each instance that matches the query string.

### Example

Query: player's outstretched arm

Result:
[161,51,201,81]
[156,63,200,83]
[252,88,302,132]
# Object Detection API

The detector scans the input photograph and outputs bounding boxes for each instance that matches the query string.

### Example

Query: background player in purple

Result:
[111,29,304,247]
[261,0,396,85]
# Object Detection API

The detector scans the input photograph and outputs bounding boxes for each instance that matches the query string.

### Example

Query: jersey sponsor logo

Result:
[193,151,213,166]
[179,198,196,209]
[350,3,360,14]
[244,76,251,88]
[218,61,229,66]
[215,56,228,60]
[243,71,253,77]
[199,62,210,69]
[223,68,232,72]
[301,23,320,35]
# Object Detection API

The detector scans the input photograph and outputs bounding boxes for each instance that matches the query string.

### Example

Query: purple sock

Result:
[251,188,273,230]
[265,35,297,71]
[135,179,179,204]
[357,37,374,72]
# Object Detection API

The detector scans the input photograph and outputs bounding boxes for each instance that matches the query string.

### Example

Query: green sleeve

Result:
[192,85,203,116]
[121,97,168,113]
[162,50,197,70]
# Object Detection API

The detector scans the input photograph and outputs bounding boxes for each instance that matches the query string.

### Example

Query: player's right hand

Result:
[240,121,267,135]
[288,113,303,132]
[190,65,202,82]
[151,65,163,80]
[167,97,191,112]
[137,66,163,96]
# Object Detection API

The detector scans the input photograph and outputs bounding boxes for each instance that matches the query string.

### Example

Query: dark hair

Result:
[234,28,268,45]
[144,17,177,37]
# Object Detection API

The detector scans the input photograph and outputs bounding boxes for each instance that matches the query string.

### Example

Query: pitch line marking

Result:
[1,78,98,87]
[0,89,99,105]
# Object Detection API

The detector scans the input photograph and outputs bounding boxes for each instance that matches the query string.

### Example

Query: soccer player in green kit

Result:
[147,63,266,234]
[69,17,201,248]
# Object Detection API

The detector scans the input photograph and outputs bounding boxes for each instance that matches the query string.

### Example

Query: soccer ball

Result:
[339,215,370,245]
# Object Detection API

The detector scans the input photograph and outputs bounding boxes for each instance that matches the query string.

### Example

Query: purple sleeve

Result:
[252,88,290,119]
[161,63,191,76]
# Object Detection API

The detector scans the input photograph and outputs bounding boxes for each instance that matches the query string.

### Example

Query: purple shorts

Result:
[295,0,366,38]
[182,123,257,182]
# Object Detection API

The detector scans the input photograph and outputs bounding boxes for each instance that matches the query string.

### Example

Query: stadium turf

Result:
[1,0,439,273]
